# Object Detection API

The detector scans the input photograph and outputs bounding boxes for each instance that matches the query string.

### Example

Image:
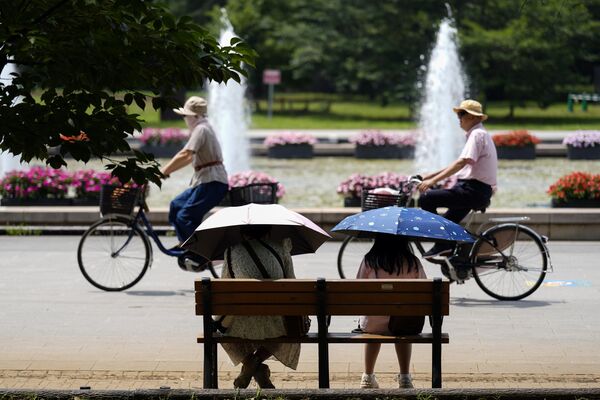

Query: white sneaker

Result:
[360,373,379,389]
[398,374,414,389]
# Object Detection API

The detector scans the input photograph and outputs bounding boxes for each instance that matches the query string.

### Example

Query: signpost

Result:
[263,69,281,119]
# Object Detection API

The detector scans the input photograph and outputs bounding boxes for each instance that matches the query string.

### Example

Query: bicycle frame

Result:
[400,179,554,279]
[109,206,184,259]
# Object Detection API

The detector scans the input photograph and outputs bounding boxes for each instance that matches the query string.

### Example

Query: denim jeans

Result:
[169,181,228,242]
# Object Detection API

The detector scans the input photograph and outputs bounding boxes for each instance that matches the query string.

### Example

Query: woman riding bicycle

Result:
[415,99,497,259]
[160,96,229,263]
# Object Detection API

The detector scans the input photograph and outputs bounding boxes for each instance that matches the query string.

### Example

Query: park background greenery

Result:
[2,0,600,184]
[165,0,600,119]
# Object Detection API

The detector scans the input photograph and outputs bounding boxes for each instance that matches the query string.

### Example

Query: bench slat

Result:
[198,332,449,344]
[324,280,450,294]
[195,279,449,294]
[195,279,317,292]
[197,292,448,306]
[199,303,449,316]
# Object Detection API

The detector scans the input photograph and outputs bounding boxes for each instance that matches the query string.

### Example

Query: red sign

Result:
[263,69,281,85]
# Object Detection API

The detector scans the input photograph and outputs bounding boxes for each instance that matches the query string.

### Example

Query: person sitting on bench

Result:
[356,234,427,389]
[217,225,299,389]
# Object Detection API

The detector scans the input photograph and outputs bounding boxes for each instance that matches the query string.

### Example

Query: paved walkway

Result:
[1,237,599,390]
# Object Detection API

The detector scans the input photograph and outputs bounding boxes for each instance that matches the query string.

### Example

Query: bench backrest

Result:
[195,278,449,317]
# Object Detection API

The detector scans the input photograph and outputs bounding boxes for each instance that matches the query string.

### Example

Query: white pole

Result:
[267,83,274,120]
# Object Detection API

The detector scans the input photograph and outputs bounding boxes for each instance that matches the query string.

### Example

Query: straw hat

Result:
[453,99,488,121]
[173,96,208,116]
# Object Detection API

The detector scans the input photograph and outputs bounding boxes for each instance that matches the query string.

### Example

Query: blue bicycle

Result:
[77,183,278,291]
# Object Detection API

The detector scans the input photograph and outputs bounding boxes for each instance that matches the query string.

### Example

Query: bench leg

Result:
[211,342,218,388]
[318,339,329,388]
[432,340,442,388]
[203,341,213,388]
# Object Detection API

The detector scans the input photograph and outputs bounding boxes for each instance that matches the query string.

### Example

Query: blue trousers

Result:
[169,181,229,242]
[419,179,492,224]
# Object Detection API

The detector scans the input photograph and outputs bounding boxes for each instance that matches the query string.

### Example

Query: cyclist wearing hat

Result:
[416,99,498,258]
[160,96,229,245]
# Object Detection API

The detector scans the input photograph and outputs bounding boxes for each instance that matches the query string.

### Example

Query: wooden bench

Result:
[195,277,449,389]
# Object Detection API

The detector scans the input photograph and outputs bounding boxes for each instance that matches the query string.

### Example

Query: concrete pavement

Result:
[1,237,599,390]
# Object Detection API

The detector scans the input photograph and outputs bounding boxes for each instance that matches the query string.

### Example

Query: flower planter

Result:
[140,144,182,158]
[551,198,600,208]
[566,146,600,160]
[267,144,314,159]
[355,144,399,159]
[71,196,101,206]
[0,198,74,206]
[397,146,415,159]
[343,197,362,207]
[496,145,536,160]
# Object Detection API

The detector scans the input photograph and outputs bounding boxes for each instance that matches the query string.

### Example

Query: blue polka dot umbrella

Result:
[332,206,475,243]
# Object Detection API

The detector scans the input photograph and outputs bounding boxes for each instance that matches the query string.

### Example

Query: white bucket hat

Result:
[173,96,208,116]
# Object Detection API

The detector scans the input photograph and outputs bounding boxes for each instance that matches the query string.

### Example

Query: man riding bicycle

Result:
[160,96,229,265]
[415,99,498,259]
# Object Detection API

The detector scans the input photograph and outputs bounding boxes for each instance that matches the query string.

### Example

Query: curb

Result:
[2,388,600,400]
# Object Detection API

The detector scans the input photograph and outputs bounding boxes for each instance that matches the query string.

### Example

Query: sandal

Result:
[253,363,275,389]
[233,355,261,388]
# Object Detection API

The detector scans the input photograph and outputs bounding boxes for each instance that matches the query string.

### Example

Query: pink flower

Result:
[228,170,285,199]
[264,132,318,148]
[350,130,417,146]
[139,127,189,146]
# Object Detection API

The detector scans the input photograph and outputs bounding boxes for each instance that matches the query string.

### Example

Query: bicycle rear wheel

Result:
[471,223,548,300]
[78,216,151,291]
[337,236,374,278]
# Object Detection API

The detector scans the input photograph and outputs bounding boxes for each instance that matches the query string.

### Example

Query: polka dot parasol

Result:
[332,206,475,243]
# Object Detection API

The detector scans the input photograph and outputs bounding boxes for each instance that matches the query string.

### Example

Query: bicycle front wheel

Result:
[471,223,548,300]
[78,216,152,291]
[337,236,374,279]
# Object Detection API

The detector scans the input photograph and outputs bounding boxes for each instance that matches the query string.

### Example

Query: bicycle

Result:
[77,182,278,291]
[336,179,554,301]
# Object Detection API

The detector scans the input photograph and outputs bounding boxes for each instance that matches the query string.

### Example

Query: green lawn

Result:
[135,95,600,130]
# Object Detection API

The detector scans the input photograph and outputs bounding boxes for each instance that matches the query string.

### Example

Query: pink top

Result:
[356,258,427,335]
[455,123,498,188]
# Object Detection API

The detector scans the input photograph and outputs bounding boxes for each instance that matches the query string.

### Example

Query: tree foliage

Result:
[0,0,256,185]
[202,0,599,110]
[458,0,600,114]
[223,0,445,104]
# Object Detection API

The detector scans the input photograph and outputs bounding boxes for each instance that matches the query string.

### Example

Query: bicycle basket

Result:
[229,183,278,206]
[361,188,407,211]
[100,185,142,216]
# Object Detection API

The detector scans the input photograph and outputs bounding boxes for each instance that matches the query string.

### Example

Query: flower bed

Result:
[493,130,540,160]
[547,171,600,208]
[0,167,123,206]
[562,131,600,160]
[351,130,416,159]
[219,170,286,206]
[337,172,408,206]
[264,132,317,159]
[139,128,189,158]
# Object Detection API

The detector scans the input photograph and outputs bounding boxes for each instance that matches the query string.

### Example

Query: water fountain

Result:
[0,60,25,178]
[414,7,467,173]
[207,9,251,175]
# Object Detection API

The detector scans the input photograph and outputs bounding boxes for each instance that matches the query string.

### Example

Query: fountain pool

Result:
[59,157,599,209]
